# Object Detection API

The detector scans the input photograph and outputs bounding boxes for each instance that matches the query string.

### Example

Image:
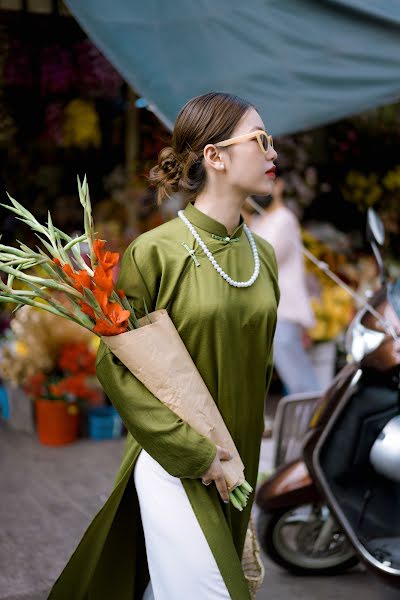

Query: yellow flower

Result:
[342,170,383,209]
[383,166,400,191]
[15,341,29,356]
[308,284,354,341]
[63,99,101,149]
[308,320,328,342]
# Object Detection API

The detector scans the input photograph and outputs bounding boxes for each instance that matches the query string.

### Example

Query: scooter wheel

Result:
[256,505,359,576]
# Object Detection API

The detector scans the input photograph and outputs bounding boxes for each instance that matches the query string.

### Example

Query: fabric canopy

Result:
[65,0,400,135]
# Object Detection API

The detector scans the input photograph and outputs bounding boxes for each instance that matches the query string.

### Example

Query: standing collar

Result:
[183,202,244,238]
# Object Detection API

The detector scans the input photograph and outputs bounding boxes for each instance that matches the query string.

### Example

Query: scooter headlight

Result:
[370,415,400,482]
[345,315,386,363]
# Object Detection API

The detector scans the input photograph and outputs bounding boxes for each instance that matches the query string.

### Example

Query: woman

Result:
[251,178,320,395]
[48,92,279,600]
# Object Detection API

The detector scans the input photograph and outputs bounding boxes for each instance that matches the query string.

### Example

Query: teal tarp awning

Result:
[65,0,400,135]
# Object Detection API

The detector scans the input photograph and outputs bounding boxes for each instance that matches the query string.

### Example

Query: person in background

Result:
[250,177,321,398]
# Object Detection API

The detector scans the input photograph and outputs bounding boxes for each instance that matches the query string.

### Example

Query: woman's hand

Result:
[200,445,232,503]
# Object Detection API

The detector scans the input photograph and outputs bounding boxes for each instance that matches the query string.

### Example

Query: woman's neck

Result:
[193,191,244,235]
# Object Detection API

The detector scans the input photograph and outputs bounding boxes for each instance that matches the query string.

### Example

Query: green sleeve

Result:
[265,243,279,390]
[96,239,217,480]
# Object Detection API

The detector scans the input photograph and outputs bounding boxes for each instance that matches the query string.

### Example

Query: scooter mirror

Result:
[367,209,386,283]
[367,208,385,246]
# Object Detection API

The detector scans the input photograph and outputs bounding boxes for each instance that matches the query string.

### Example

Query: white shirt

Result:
[251,206,315,329]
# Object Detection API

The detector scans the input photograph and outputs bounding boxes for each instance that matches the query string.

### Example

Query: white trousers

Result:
[134,449,230,600]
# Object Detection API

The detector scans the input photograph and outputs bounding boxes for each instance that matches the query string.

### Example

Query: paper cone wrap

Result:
[102,309,245,490]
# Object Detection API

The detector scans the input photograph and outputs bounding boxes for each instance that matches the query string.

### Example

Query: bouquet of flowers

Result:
[0,177,251,511]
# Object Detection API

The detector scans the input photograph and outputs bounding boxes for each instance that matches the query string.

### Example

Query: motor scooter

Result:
[256,209,400,585]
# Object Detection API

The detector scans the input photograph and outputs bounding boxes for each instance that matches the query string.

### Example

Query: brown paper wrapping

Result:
[102,309,245,490]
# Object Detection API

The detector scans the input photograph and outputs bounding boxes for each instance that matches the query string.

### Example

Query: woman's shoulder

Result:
[121,217,184,272]
[126,217,183,252]
[252,232,279,277]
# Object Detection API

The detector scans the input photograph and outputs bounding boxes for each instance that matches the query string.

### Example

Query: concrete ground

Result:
[0,422,397,600]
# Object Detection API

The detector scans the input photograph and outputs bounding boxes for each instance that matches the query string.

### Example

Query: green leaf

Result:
[143,298,152,325]
[53,227,71,242]
[71,303,95,329]
[12,303,24,314]
[56,236,72,265]
[0,293,66,318]
[64,233,86,252]
[71,243,93,274]
[77,174,83,201]
[40,260,71,285]
[0,258,25,268]
[47,210,58,249]
[34,233,58,258]
[5,263,24,287]
[0,264,81,298]
[17,240,40,257]
[0,244,27,257]
[77,175,96,267]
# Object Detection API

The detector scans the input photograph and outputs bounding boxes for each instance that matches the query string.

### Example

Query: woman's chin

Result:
[252,179,274,196]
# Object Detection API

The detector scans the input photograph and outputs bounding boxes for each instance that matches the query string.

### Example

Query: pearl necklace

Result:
[178,210,260,288]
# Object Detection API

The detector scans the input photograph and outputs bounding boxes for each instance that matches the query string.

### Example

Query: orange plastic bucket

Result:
[35,399,80,446]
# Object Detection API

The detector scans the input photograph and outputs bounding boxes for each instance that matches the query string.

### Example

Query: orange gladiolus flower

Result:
[93,301,130,336]
[93,239,119,272]
[80,301,95,319]
[62,263,74,277]
[53,258,92,294]
[93,265,113,294]
[104,301,130,324]
[93,288,109,314]
[80,289,113,322]
[70,269,91,293]
[93,319,128,336]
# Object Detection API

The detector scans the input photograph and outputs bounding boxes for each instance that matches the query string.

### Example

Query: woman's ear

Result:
[203,144,225,172]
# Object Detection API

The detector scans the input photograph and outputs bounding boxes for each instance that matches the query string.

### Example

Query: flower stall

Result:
[0,303,111,444]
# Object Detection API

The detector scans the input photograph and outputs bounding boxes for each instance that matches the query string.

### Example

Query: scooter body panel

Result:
[256,460,320,512]
[305,369,400,588]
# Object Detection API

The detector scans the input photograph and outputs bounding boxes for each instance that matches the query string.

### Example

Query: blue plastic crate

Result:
[88,406,122,440]
[0,385,10,421]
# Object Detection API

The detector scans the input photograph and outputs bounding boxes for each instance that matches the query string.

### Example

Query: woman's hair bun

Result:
[149,147,183,205]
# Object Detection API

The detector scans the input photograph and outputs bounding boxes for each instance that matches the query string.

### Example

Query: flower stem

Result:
[229,491,243,511]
